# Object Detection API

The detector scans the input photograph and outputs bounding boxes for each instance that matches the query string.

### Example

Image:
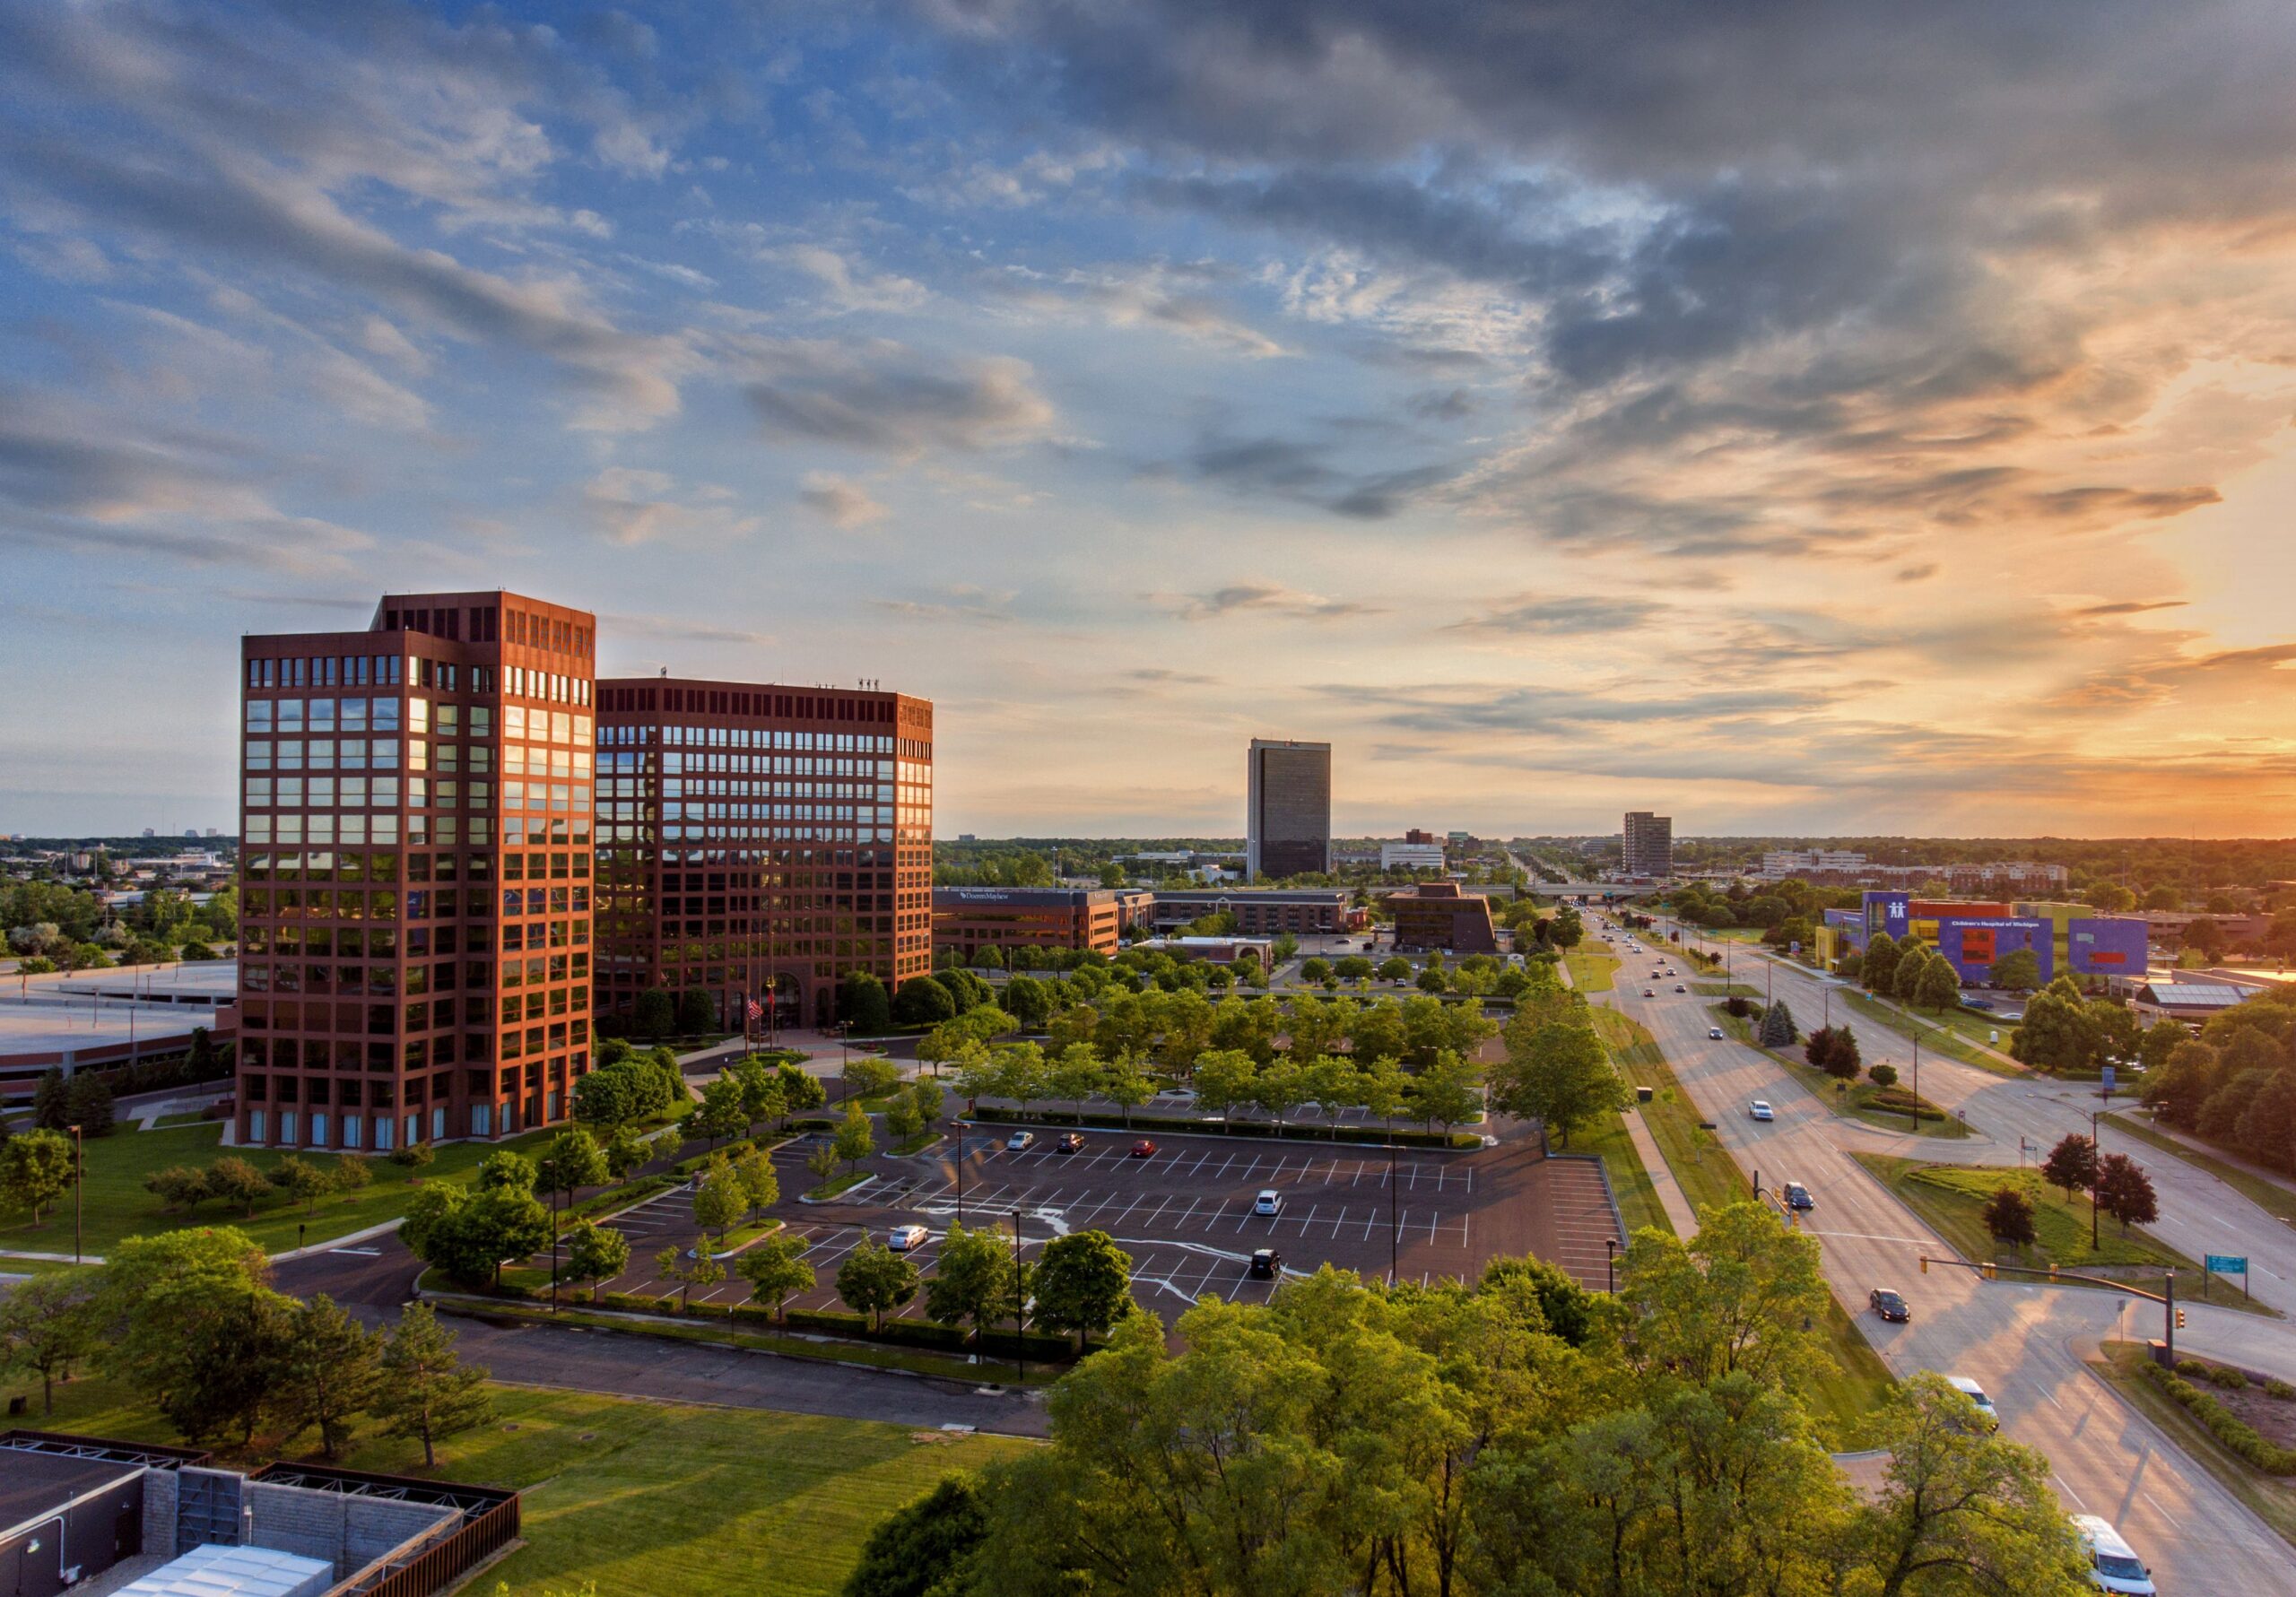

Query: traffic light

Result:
[2177,1308,2187,1330]
[1981,1263,1997,1280]
[1919,1257,1928,1275]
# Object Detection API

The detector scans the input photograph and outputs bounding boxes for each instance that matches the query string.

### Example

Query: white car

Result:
[1749,1100,1775,1122]
[888,1223,927,1251]
[1945,1376,1998,1429]
[1254,1189,1283,1216]
[2070,1515,2155,1594]
[1005,1130,1036,1151]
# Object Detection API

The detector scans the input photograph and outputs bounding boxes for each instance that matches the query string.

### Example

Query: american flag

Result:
[745,995,764,1023]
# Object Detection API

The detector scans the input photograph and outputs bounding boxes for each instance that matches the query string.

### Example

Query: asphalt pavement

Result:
[1601,918,2296,1594]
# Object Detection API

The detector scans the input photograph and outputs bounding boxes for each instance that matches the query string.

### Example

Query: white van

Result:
[2070,1515,2155,1594]
[1944,1375,1997,1429]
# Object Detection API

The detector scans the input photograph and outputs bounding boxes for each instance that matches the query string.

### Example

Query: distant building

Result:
[934,886,1152,959]
[1380,841,1448,872]
[1384,881,1499,955]
[1813,891,2147,985]
[2130,980,2253,1024]
[1760,849,1869,878]
[1246,738,1331,881]
[1405,828,1436,846]
[1150,888,1355,935]
[1135,935,1275,967]
[1622,812,1674,878]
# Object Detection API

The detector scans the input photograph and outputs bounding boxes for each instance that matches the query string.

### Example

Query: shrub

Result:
[2266,1378,2296,1401]
[2177,1358,2210,1376]
[388,1142,437,1169]
[2210,1366,2249,1390]
[2143,1362,2296,1473]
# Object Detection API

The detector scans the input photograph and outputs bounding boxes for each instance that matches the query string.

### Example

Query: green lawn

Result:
[18,1373,1031,1597]
[2105,1113,2296,1227]
[0,1122,561,1259]
[1564,948,1620,993]
[1586,1009,1892,1439]
[1851,1154,2273,1314]
[1572,1109,1673,1238]
[1835,990,2024,1080]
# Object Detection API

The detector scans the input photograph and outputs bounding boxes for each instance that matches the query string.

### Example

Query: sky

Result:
[3,0,2295,841]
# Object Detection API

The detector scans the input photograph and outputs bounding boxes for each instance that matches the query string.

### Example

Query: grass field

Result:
[1834,990,2023,1080]
[1588,1005,1895,1439]
[1851,1154,2273,1314]
[2089,1341,2296,1552]
[1572,1108,1673,1238]
[0,1121,561,1259]
[18,1373,1031,1597]
[1724,1008,1972,1140]
[2105,1113,2296,1227]
[1564,948,1621,993]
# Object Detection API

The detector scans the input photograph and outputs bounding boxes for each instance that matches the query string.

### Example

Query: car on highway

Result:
[1254,1189,1283,1215]
[1869,1287,1910,1323]
[2070,1515,2155,1594]
[1642,987,1657,997]
[1054,1133,1085,1154]
[1781,1181,1813,1211]
[1674,984,1687,993]
[1249,1247,1282,1279]
[888,1223,928,1251]
[1944,1376,1998,1430]
[1709,1026,1726,1039]
[1749,1099,1774,1121]
[1005,1131,1036,1152]
[1130,1138,1158,1158]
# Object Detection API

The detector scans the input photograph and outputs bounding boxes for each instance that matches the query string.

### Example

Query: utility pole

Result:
[68,1124,83,1264]
[2165,1269,2177,1366]
[1910,1037,1921,1133]
[2091,1109,2102,1254]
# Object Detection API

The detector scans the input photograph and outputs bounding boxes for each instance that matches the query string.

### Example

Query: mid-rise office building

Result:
[1148,888,1356,935]
[1383,881,1500,954]
[1622,812,1674,879]
[932,886,1152,960]
[1246,738,1332,881]
[235,590,596,1150]
[1379,841,1448,872]
[594,679,934,1031]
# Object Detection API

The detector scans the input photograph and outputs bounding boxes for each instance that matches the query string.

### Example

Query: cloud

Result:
[798,472,890,528]
[871,585,1021,625]
[1178,429,1454,519]
[2074,599,2187,618]
[767,244,931,313]
[737,336,1056,455]
[580,467,762,546]
[1166,584,1382,622]
[1447,596,1667,637]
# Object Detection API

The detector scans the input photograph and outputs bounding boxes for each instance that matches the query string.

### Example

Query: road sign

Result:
[2100,1064,2116,1096]
[2205,1254,2248,1274]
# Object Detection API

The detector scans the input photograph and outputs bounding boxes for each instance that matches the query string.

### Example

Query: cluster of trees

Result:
[2009,975,2152,1073]
[146,1148,374,1219]
[2033,1133,2160,1233]
[627,985,724,1040]
[688,1054,830,1146]
[29,1066,115,1136]
[1858,933,1968,1013]
[0,1230,489,1464]
[1486,975,1629,1148]
[832,1226,1135,1351]
[2139,986,2296,1170]
[570,1042,686,1128]
[1803,1023,1865,1079]
[843,1203,2092,1597]
[1667,878,1857,946]
[4,881,239,972]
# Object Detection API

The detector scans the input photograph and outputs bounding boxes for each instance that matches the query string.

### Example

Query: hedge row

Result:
[963,1104,1475,1149]
[2143,1360,2296,1473]
[578,1289,1076,1360]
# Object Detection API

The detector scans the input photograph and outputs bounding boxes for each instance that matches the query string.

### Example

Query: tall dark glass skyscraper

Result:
[1246,738,1331,881]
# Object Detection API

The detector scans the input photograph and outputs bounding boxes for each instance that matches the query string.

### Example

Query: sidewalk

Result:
[2126,1114,2296,1201]
[1624,1108,1700,1236]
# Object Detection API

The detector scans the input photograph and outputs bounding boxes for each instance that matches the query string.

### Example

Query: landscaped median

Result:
[961,1104,1482,1150]
[2089,1340,2296,1550]
[1715,1003,1972,1139]
[419,1278,1077,1384]
[1851,1153,2274,1314]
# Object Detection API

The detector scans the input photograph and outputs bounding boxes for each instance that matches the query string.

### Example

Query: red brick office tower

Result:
[592,679,934,1033]
[235,591,596,1150]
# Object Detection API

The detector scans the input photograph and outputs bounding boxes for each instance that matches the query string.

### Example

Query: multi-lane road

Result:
[1600,919,2296,1594]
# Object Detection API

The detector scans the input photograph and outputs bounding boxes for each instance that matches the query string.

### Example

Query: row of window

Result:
[246,655,404,690]
[239,848,589,883]
[598,725,898,752]
[601,824,902,845]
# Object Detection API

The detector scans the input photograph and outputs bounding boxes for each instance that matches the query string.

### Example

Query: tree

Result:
[409,1185,552,1289]
[840,1474,988,1597]
[905,1077,946,1135]
[838,1239,921,1331]
[805,1142,839,1188]
[1378,956,1412,983]
[2187,916,2229,963]
[204,1155,273,1217]
[840,970,895,1034]
[372,1302,493,1468]
[1861,931,1902,995]
[604,1121,648,1180]
[1757,997,1798,1048]
[536,1126,610,1219]
[573,1063,636,1128]
[926,1221,1019,1347]
[1298,957,1333,986]
[30,1068,68,1132]
[1892,946,1932,1007]
[1252,1058,1310,1130]
[1031,1230,1134,1350]
[0,1268,97,1412]
[737,1233,815,1323]
[1983,1186,2038,1251]
[1867,1063,1899,1090]
[691,1075,749,1147]
[779,1063,829,1119]
[692,1155,747,1235]
[146,1164,212,1216]
[634,986,675,1040]
[1191,1048,1258,1120]
[1412,1048,1484,1136]
[1490,1018,1627,1149]
[2039,1133,2098,1205]
[1991,948,2041,993]
[2237,1071,2296,1174]
[92,1228,285,1446]
[64,1072,114,1136]
[1918,953,1963,1012]
[561,1220,631,1303]
[883,1088,922,1142]
[476,1149,537,1194]
[271,1292,383,1459]
[834,1101,876,1172]
[2093,1153,2158,1234]
[1001,973,1052,1029]
[0,1130,74,1222]
[734,1145,780,1215]
[893,976,959,1027]
[273,1154,331,1216]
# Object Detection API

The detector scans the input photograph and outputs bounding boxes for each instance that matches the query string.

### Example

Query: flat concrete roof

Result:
[0,1450,142,1540]
[0,963,237,1072]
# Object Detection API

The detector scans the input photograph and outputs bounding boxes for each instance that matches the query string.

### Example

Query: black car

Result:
[1054,1133,1085,1154]
[1248,1248,1281,1280]
[1782,1181,1814,1211]
[1869,1287,1910,1323]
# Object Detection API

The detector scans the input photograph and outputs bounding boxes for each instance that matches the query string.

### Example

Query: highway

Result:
[1597,919,2296,1594]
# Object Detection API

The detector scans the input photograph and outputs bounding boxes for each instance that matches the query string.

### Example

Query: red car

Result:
[1130,1138,1157,1158]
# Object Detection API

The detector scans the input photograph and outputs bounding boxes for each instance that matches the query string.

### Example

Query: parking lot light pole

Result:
[1387,1111,1399,1289]
[1011,1209,1025,1384]
[956,1120,966,1226]
[68,1124,83,1263]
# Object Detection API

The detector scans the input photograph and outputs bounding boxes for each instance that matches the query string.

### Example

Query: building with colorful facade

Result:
[1814,890,2146,986]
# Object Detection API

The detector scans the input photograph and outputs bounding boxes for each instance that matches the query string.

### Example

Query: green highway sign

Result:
[2205,1254,2248,1274]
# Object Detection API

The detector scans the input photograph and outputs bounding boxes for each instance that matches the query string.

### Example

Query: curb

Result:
[799,1174,880,1204]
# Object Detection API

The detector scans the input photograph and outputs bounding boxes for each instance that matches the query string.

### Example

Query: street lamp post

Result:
[1388,1109,1399,1289]
[1909,1037,1921,1133]
[2091,1109,2102,1254]
[67,1124,83,1264]
[1011,1209,1025,1384]
[956,1118,967,1226]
